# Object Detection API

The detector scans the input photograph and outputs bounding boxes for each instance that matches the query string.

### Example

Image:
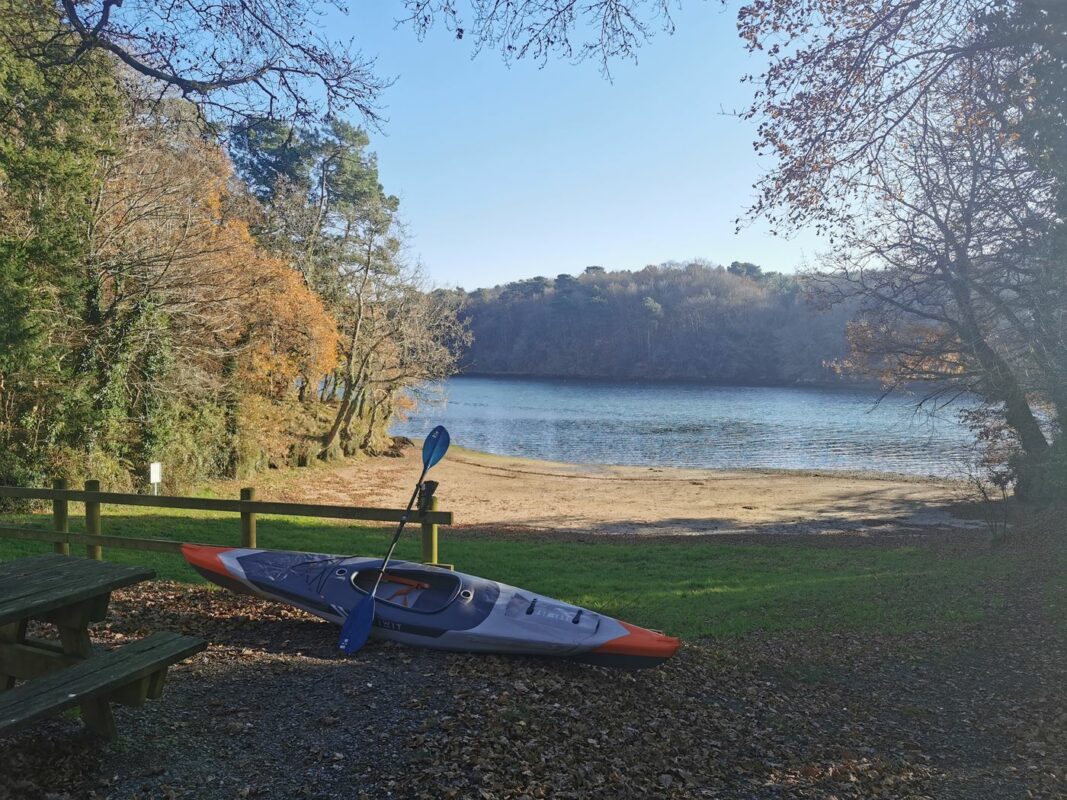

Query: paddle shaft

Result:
[369,470,426,597]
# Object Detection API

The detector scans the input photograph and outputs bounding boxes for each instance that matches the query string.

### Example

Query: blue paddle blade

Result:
[338,596,375,654]
[422,425,451,471]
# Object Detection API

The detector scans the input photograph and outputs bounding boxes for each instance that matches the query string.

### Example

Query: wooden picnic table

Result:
[0,554,205,739]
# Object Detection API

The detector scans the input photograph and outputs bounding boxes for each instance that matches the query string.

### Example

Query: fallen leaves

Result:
[0,575,1063,799]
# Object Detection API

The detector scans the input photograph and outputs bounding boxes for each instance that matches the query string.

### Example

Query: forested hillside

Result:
[454,263,856,385]
[0,2,466,493]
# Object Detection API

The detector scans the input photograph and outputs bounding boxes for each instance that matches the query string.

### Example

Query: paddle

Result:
[339,425,451,654]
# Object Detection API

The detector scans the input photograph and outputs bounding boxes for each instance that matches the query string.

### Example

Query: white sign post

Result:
[149,462,162,495]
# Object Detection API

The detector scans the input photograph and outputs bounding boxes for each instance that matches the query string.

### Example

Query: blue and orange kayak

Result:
[183,545,679,669]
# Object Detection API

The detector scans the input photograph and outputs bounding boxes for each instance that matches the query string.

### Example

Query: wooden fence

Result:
[0,480,452,565]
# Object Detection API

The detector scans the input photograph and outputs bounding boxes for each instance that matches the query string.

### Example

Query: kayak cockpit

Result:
[348,567,461,613]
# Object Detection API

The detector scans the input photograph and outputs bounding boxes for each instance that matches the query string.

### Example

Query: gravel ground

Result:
[1,556,1063,800]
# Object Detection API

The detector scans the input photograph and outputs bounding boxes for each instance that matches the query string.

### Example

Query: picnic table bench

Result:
[0,554,206,740]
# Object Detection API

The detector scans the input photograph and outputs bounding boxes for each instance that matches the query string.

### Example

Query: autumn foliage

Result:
[244,257,340,398]
[0,3,462,491]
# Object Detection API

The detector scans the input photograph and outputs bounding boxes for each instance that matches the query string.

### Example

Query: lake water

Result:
[391,376,978,477]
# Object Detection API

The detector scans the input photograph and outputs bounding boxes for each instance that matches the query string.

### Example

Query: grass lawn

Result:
[4,503,1059,640]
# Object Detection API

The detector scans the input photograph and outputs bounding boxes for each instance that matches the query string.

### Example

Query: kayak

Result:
[182,544,680,669]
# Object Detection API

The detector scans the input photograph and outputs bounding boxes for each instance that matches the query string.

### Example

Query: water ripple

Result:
[392,377,978,477]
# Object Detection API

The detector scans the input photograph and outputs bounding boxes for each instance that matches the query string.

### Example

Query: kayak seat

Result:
[352,568,461,614]
[411,589,448,612]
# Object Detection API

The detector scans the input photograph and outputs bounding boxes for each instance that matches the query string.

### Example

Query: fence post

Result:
[421,496,439,565]
[84,479,102,561]
[240,487,257,548]
[52,478,69,556]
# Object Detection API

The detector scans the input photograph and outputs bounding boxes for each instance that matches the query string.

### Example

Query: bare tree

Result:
[738,0,1067,498]
[13,1,684,128]
[402,0,677,74]
[736,0,1037,233]
[817,61,1063,497]
[17,1,388,127]
[317,193,469,457]
[349,282,469,454]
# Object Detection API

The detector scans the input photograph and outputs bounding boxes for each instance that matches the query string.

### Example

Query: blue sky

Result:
[334,3,824,289]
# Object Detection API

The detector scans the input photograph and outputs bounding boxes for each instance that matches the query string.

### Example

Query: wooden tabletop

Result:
[0,555,154,626]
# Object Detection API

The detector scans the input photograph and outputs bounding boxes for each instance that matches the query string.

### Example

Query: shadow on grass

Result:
[580,491,989,536]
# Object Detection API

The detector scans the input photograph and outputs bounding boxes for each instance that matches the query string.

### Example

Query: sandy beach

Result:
[245,445,983,537]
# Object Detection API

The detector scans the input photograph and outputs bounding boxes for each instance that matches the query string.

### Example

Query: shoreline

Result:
[444,444,967,485]
[237,445,985,538]
[452,370,883,391]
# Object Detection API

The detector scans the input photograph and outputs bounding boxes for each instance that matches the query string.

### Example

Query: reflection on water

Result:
[391,376,977,477]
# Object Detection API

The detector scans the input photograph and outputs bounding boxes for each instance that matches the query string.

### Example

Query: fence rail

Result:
[0,487,452,525]
[0,524,194,554]
[0,482,450,565]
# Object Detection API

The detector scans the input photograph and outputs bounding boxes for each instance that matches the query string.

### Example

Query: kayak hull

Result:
[182,544,679,668]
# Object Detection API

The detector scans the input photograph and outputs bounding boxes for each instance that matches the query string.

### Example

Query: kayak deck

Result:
[182,544,680,668]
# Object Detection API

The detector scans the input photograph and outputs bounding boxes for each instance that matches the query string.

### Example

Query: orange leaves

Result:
[241,253,339,397]
[844,319,966,384]
[87,119,339,400]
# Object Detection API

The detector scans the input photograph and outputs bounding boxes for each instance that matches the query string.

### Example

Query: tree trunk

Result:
[360,396,386,452]
[969,335,1049,499]
[949,276,1049,498]
[320,382,354,458]
[222,354,241,477]
[338,387,364,455]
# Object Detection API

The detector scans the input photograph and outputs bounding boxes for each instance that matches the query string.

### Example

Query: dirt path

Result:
[237,446,984,537]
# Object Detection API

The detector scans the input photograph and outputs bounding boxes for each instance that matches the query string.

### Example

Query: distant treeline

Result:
[452,262,857,385]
